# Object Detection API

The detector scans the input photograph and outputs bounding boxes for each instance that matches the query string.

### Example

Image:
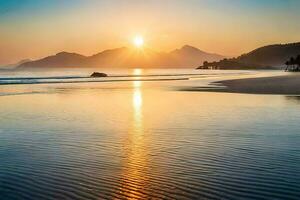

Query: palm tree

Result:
[285,55,300,71]
[289,57,295,65]
[296,55,300,70]
[285,60,290,71]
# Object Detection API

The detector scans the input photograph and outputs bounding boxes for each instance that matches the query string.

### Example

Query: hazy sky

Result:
[1,0,300,65]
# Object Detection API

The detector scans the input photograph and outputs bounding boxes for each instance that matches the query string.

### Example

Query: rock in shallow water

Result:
[90,72,108,77]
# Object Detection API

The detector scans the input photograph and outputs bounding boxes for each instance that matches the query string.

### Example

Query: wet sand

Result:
[185,73,300,95]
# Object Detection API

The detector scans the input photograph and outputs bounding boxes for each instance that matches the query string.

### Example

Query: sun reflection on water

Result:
[133,68,142,77]
[133,83,142,131]
[116,69,150,199]
[132,69,143,131]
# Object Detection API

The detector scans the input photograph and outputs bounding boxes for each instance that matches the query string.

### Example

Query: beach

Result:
[186,73,300,95]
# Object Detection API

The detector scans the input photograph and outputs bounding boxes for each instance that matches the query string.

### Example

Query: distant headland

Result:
[197,42,300,70]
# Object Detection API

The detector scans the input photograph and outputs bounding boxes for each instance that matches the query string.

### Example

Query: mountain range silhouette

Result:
[17,45,224,69]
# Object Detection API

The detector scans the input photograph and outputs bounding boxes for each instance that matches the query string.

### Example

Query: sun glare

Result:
[133,36,144,47]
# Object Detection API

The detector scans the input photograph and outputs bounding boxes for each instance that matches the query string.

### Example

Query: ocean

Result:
[0,69,299,199]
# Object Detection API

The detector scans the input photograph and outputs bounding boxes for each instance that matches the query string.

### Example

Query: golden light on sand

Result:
[133,36,144,48]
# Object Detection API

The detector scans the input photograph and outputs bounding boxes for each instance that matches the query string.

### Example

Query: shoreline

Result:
[182,73,300,95]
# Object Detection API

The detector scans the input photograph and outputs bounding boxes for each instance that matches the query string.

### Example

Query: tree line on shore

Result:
[285,55,300,71]
[197,58,269,70]
[198,54,300,71]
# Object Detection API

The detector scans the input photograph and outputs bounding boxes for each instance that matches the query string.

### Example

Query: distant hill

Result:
[168,45,224,67]
[17,45,225,69]
[0,59,31,69]
[18,52,86,69]
[197,42,300,70]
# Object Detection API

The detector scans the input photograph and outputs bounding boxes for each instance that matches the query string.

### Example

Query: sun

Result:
[133,36,144,48]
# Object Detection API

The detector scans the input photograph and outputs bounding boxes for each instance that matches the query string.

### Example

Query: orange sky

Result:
[1,0,300,65]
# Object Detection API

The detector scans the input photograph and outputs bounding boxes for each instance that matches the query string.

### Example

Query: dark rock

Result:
[90,72,108,77]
